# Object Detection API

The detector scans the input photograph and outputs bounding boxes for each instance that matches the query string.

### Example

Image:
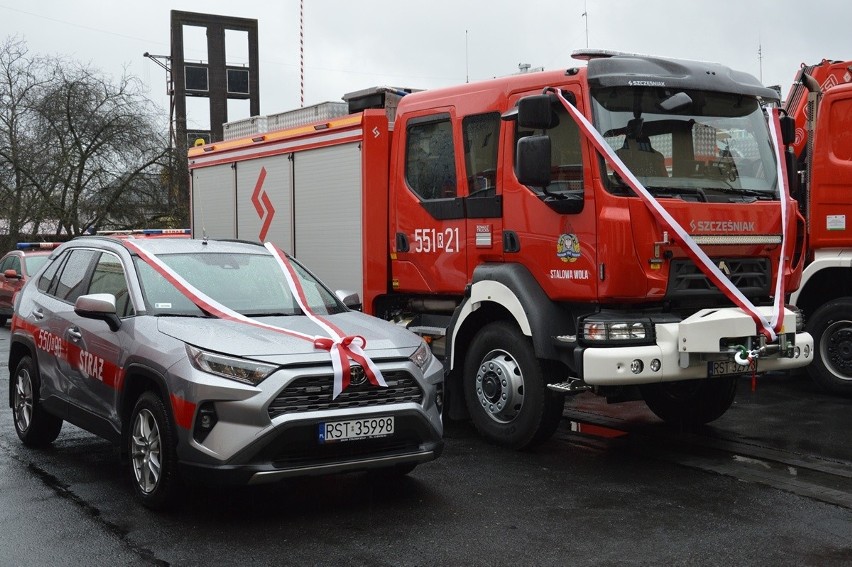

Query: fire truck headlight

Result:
[581,318,655,346]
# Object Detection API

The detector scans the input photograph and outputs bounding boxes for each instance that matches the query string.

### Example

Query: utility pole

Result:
[143,53,174,151]
[466,29,469,83]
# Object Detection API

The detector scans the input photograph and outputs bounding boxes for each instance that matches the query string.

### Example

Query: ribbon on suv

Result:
[124,240,386,398]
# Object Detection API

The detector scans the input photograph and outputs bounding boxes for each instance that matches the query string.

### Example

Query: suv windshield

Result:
[134,251,345,317]
[590,87,779,200]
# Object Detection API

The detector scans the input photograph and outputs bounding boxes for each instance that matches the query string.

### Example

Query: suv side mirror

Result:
[335,290,362,311]
[75,293,122,331]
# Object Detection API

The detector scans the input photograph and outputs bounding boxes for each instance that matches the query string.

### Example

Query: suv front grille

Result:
[268,370,423,418]
[667,257,770,298]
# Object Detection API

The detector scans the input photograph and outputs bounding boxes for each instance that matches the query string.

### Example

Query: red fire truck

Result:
[784,59,852,395]
[188,50,813,448]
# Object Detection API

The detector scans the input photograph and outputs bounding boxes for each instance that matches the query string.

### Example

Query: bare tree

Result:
[0,37,50,249]
[0,37,180,248]
[32,60,173,236]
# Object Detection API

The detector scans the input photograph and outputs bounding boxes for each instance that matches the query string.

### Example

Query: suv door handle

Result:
[32,308,44,320]
[67,327,82,341]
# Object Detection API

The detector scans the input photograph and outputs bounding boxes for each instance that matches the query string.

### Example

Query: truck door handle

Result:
[67,327,82,341]
[395,232,410,252]
[32,308,44,320]
[503,230,521,253]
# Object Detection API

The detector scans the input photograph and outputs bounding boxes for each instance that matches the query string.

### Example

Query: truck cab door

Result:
[391,110,469,293]
[502,86,598,301]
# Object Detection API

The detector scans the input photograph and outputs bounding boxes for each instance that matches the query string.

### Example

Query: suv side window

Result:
[88,252,134,317]
[38,252,66,293]
[53,249,98,303]
[405,115,457,200]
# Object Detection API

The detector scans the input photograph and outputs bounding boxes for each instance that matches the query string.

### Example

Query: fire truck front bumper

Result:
[577,307,814,386]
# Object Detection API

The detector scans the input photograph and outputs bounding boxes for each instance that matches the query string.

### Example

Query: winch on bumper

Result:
[574,307,813,386]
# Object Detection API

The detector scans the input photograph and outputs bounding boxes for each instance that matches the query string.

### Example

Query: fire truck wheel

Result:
[127,391,180,510]
[12,355,63,447]
[806,299,852,396]
[463,321,564,449]
[639,376,738,427]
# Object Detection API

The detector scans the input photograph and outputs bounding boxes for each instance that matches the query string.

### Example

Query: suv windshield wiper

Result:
[154,312,211,318]
[243,311,302,317]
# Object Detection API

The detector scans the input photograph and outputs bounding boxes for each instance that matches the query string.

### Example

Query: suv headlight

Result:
[186,345,277,385]
[580,319,655,346]
[409,340,433,371]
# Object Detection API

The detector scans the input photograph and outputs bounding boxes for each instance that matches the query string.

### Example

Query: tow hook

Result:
[733,333,793,366]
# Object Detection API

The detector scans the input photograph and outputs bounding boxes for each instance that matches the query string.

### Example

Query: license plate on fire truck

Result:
[708,360,756,377]
[318,416,394,443]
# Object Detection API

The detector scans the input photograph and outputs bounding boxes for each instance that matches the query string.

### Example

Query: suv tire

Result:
[128,391,180,510]
[12,355,63,446]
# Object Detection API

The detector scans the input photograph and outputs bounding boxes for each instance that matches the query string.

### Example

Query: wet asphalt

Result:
[1,325,850,566]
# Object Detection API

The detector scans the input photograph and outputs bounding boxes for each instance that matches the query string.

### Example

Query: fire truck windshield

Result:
[589,87,780,201]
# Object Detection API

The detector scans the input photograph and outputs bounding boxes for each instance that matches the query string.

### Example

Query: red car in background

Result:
[0,243,59,326]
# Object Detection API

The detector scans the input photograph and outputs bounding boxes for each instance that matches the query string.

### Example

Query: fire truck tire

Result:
[463,321,564,449]
[127,391,180,510]
[640,376,738,426]
[806,299,852,396]
[0,316,7,327]
[12,356,63,447]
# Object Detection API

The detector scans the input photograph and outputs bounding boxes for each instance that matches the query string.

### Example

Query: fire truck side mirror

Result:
[517,95,559,130]
[516,135,552,187]
[779,115,796,146]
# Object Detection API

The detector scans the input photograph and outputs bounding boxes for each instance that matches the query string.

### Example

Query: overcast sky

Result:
[3,1,849,131]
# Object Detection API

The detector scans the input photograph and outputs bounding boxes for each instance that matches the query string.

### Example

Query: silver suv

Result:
[8,237,444,508]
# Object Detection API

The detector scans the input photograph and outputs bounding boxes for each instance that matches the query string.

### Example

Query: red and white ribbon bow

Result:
[549,88,791,341]
[125,240,385,398]
[265,242,386,398]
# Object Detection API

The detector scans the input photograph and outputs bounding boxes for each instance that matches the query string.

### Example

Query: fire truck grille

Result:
[667,257,770,298]
[268,370,424,418]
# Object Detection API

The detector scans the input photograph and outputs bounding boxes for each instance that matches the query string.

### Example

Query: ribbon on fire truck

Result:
[124,240,386,398]
[547,88,792,343]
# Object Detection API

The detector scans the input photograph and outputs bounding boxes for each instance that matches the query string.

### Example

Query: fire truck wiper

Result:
[644,185,708,202]
[700,185,774,200]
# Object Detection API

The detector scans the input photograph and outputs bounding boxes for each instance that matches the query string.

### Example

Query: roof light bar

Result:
[16,242,61,250]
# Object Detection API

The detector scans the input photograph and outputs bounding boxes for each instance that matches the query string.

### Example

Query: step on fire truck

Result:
[188,50,813,448]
